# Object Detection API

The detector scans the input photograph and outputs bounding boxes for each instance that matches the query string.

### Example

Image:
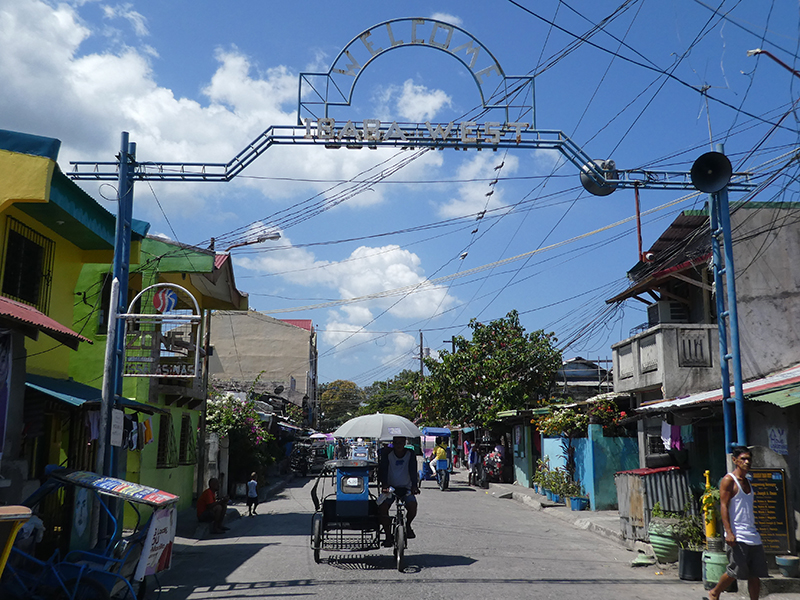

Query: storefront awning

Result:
[26,374,166,414]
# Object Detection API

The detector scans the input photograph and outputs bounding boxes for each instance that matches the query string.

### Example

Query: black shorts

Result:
[246,496,258,508]
[727,542,769,579]
[198,508,215,523]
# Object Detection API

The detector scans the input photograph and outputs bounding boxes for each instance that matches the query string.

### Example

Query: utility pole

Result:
[419,331,424,377]
[98,132,135,478]
[443,336,455,354]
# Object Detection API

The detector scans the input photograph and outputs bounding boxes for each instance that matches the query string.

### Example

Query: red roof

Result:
[280,319,313,331]
[214,254,229,270]
[0,296,91,350]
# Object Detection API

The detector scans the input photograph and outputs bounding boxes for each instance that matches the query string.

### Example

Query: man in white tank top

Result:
[708,446,769,600]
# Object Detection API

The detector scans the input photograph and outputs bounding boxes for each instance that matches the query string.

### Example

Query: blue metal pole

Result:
[107,132,135,477]
[709,191,734,452]
[715,143,746,448]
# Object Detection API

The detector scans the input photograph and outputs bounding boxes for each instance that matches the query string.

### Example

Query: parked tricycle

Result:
[0,467,179,600]
[310,459,410,571]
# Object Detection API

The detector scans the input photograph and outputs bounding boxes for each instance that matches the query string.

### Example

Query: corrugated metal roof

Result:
[749,383,800,408]
[0,296,90,350]
[637,363,800,414]
[280,319,313,331]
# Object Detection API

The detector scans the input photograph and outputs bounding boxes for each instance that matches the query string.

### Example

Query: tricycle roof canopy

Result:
[421,427,451,437]
[51,468,179,507]
[333,413,421,441]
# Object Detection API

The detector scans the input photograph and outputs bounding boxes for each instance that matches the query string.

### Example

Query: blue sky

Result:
[1,1,798,387]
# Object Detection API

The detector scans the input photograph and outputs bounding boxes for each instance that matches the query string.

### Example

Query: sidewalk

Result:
[472,469,800,599]
[174,473,295,541]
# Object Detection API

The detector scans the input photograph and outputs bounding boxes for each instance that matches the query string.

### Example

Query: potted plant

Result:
[647,501,682,563]
[565,480,589,511]
[550,468,569,503]
[675,510,705,581]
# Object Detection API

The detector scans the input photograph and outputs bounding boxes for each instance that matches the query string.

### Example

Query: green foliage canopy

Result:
[359,369,418,421]
[416,310,561,427]
[318,379,365,431]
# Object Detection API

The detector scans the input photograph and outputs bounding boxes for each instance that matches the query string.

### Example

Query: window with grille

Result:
[178,413,196,465]
[2,217,54,312]
[156,413,178,468]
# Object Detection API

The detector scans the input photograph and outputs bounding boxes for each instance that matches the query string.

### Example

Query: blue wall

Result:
[541,425,638,511]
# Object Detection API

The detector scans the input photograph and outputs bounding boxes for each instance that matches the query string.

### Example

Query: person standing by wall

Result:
[708,446,769,600]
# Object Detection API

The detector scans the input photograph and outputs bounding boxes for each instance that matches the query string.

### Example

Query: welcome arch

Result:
[298,17,535,125]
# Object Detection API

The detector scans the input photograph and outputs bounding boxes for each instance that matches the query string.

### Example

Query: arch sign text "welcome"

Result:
[298,17,535,138]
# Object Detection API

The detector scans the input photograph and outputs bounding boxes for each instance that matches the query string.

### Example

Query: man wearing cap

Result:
[377,435,419,546]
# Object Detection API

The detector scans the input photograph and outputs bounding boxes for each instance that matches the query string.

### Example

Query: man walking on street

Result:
[708,446,768,600]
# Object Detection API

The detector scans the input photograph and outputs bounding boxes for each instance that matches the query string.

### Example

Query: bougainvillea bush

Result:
[207,392,278,484]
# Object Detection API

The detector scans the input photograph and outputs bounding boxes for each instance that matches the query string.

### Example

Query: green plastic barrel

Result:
[703,551,736,591]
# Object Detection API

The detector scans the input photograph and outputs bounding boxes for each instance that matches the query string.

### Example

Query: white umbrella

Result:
[333,413,421,441]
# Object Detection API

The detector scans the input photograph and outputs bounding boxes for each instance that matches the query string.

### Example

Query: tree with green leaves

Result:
[417,310,561,427]
[359,369,418,420]
[318,379,365,431]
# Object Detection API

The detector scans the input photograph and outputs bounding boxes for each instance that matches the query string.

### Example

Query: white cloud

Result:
[373,79,452,122]
[396,80,452,122]
[237,241,457,321]
[0,0,448,221]
[102,3,149,37]
[430,13,462,27]
[319,321,417,370]
[437,152,519,218]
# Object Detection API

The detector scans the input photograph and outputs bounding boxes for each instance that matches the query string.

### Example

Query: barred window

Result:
[178,414,196,465]
[2,217,54,312]
[156,414,178,468]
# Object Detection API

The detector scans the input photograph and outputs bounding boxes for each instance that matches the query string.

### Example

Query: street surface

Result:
[156,470,706,600]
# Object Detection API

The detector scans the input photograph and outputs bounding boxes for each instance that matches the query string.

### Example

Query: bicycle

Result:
[388,487,411,572]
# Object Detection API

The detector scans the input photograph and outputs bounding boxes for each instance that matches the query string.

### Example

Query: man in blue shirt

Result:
[377,435,419,546]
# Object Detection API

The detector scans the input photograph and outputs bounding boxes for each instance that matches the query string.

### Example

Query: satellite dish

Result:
[580,159,618,196]
[274,385,284,395]
[691,151,732,193]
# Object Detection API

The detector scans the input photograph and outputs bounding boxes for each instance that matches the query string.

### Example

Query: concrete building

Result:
[209,311,318,427]
[606,204,800,548]
[71,236,248,515]
[0,129,150,555]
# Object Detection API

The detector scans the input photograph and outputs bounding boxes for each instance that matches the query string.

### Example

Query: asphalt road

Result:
[155,470,707,600]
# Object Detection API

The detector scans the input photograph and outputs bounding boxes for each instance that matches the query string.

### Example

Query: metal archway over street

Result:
[298,18,534,125]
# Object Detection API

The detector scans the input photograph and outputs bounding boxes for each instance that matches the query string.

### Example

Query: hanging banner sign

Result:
[134,506,177,581]
[123,284,202,379]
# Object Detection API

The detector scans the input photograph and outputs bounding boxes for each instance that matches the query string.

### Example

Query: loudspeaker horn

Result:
[690,151,732,193]
[580,159,618,196]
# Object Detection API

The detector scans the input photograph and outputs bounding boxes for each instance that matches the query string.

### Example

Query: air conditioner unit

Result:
[647,301,689,326]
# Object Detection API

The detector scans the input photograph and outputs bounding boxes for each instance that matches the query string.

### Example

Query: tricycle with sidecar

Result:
[309,459,410,571]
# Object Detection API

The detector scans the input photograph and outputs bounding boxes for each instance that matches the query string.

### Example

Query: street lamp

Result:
[224,232,281,252]
[747,49,800,81]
